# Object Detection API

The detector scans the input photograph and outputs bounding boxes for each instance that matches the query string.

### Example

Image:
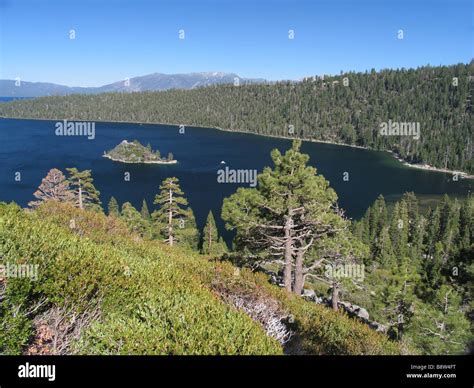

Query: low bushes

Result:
[0,202,281,355]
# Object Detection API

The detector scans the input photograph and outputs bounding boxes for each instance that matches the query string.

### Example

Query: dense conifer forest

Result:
[1,62,473,173]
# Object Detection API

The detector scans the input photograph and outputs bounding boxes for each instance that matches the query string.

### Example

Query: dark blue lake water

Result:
[0,118,471,242]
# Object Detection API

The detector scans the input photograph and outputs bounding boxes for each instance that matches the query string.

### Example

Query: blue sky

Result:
[0,0,472,86]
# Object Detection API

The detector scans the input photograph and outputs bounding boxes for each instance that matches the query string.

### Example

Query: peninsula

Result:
[103,140,177,164]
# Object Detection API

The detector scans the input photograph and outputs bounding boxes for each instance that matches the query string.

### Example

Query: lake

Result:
[0,118,471,243]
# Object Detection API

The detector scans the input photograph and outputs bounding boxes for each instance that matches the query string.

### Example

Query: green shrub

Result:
[0,202,281,355]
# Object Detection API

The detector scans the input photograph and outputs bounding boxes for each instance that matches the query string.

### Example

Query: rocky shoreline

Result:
[102,154,178,164]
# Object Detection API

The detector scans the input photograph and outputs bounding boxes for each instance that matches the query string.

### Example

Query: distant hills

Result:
[0,72,265,97]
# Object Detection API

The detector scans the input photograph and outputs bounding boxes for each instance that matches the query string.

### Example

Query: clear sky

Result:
[0,0,472,86]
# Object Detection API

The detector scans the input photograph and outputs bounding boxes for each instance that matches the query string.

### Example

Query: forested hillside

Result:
[350,193,473,354]
[1,62,472,173]
[0,201,400,355]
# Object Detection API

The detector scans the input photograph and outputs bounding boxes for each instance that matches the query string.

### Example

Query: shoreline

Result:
[1,115,472,179]
[102,154,178,164]
[386,151,474,179]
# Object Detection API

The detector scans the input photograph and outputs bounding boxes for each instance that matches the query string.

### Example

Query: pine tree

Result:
[439,196,460,250]
[152,177,190,246]
[368,195,388,242]
[457,195,473,249]
[66,168,101,211]
[121,202,147,237]
[425,207,441,257]
[438,195,452,240]
[401,192,419,235]
[222,140,361,294]
[379,255,420,340]
[217,237,229,255]
[373,194,388,238]
[373,226,395,267]
[410,215,426,263]
[357,208,371,244]
[389,200,409,260]
[421,242,446,299]
[202,210,224,255]
[107,196,120,217]
[140,199,151,220]
[202,211,218,254]
[411,285,471,354]
[28,168,73,208]
[175,207,200,249]
[310,230,368,310]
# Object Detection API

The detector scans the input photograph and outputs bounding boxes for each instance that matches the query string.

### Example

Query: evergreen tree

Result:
[401,192,420,251]
[411,285,471,354]
[425,207,441,257]
[28,168,73,208]
[410,215,426,263]
[141,199,151,220]
[121,202,147,237]
[362,208,371,244]
[222,140,361,294]
[217,237,229,255]
[389,200,409,260]
[175,207,200,250]
[152,177,190,246]
[378,255,420,341]
[439,195,460,250]
[457,195,473,250]
[202,211,219,255]
[66,168,101,211]
[438,195,452,240]
[421,242,446,299]
[373,226,395,267]
[107,196,120,217]
[373,195,388,238]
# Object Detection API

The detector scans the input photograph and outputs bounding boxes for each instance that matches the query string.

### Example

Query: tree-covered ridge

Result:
[104,140,176,164]
[1,62,472,173]
[349,193,473,354]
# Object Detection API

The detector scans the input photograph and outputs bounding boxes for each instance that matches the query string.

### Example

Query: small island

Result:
[103,140,177,164]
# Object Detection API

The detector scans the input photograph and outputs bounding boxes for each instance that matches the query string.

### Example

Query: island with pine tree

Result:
[103,140,177,164]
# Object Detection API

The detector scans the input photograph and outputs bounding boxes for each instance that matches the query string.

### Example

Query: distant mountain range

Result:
[0,72,266,97]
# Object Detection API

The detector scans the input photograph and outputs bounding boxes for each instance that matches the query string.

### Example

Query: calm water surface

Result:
[0,118,471,242]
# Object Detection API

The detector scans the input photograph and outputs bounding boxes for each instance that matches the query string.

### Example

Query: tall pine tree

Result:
[152,177,191,246]
[28,168,73,208]
[66,168,101,211]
